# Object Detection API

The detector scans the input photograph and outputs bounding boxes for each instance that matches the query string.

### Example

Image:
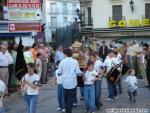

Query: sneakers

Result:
[114,96,119,100]
[62,109,65,112]
[106,98,114,101]
[56,107,61,111]
[73,103,77,107]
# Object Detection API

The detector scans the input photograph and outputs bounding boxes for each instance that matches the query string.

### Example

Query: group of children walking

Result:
[53,50,138,113]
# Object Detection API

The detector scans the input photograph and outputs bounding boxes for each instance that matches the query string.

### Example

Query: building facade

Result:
[43,0,80,43]
[92,0,150,44]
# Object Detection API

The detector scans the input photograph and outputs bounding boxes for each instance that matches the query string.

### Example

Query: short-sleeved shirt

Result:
[84,70,98,85]
[22,73,40,95]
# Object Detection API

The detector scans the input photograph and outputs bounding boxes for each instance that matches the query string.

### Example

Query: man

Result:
[0,44,9,95]
[55,46,64,64]
[2,42,14,94]
[38,43,49,84]
[99,41,108,62]
[57,48,82,113]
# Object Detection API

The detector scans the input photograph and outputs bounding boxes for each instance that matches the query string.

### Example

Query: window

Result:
[145,3,150,18]
[51,3,57,14]
[112,5,122,21]
[72,4,76,14]
[63,17,67,23]
[51,17,57,27]
[63,3,67,14]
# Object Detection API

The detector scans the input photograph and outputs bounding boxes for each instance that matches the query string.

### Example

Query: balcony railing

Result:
[142,15,150,19]
[109,16,125,21]
[48,8,59,15]
[81,18,93,27]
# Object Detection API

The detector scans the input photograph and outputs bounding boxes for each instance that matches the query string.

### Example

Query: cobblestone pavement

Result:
[4,77,150,113]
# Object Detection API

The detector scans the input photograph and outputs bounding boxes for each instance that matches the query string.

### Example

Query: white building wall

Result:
[43,0,80,42]
[92,0,150,29]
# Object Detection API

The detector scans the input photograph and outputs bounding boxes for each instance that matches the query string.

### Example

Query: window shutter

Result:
[112,5,122,21]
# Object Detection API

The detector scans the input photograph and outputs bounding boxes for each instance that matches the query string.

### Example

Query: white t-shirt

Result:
[125,75,138,91]
[22,73,40,95]
[103,57,114,73]
[94,60,103,74]
[55,69,63,84]
[84,70,98,85]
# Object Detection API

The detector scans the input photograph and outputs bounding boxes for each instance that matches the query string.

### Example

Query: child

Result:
[83,61,98,113]
[21,63,40,113]
[125,69,138,102]
[35,53,42,79]
[51,62,65,112]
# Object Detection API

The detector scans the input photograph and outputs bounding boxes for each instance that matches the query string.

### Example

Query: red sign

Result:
[9,23,41,32]
[7,0,41,8]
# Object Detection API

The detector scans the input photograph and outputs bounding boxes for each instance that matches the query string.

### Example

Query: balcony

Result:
[81,18,93,27]
[48,8,59,15]
[62,9,69,15]
[109,16,125,21]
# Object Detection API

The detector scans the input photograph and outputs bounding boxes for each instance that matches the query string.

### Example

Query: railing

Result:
[81,18,93,27]
[48,8,59,15]
[109,16,126,21]
[142,15,150,19]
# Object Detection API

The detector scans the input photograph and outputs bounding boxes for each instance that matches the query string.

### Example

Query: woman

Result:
[21,63,40,113]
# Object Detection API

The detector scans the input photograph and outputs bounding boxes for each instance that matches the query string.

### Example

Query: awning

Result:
[0,32,32,38]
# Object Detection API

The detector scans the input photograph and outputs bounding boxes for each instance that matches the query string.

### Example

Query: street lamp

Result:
[130,0,134,13]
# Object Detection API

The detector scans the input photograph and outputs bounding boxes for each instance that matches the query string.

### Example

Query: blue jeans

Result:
[24,95,38,113]
[80,87,84,97]
[117,76,122,94]
[63,88,76,113]
[57,84,65,109]
[95,80,102,108]
[84,84,96,111]
[0,107,5,113]
[107,79,117,99]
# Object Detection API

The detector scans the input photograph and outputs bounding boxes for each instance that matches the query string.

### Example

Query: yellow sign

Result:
[108,19,150,28]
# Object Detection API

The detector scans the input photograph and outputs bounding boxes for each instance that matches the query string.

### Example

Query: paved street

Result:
[4,77,150,113]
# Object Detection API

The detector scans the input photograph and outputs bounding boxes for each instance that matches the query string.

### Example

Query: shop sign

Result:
[8,9,41,20]
[7,0,41,9]
[9,23,41,32]
[108,19,150,28]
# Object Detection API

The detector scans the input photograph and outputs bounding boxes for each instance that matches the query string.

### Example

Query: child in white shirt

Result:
[125,69,138,102]
[83,61,98,113]
[0,80,6,113]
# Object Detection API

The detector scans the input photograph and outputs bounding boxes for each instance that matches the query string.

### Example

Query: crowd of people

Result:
[0,40,150,113]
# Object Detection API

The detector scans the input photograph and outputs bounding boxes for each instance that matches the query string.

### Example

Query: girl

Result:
[125,69,138,102]
[21,63,40,113]
[83,61,98,113]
